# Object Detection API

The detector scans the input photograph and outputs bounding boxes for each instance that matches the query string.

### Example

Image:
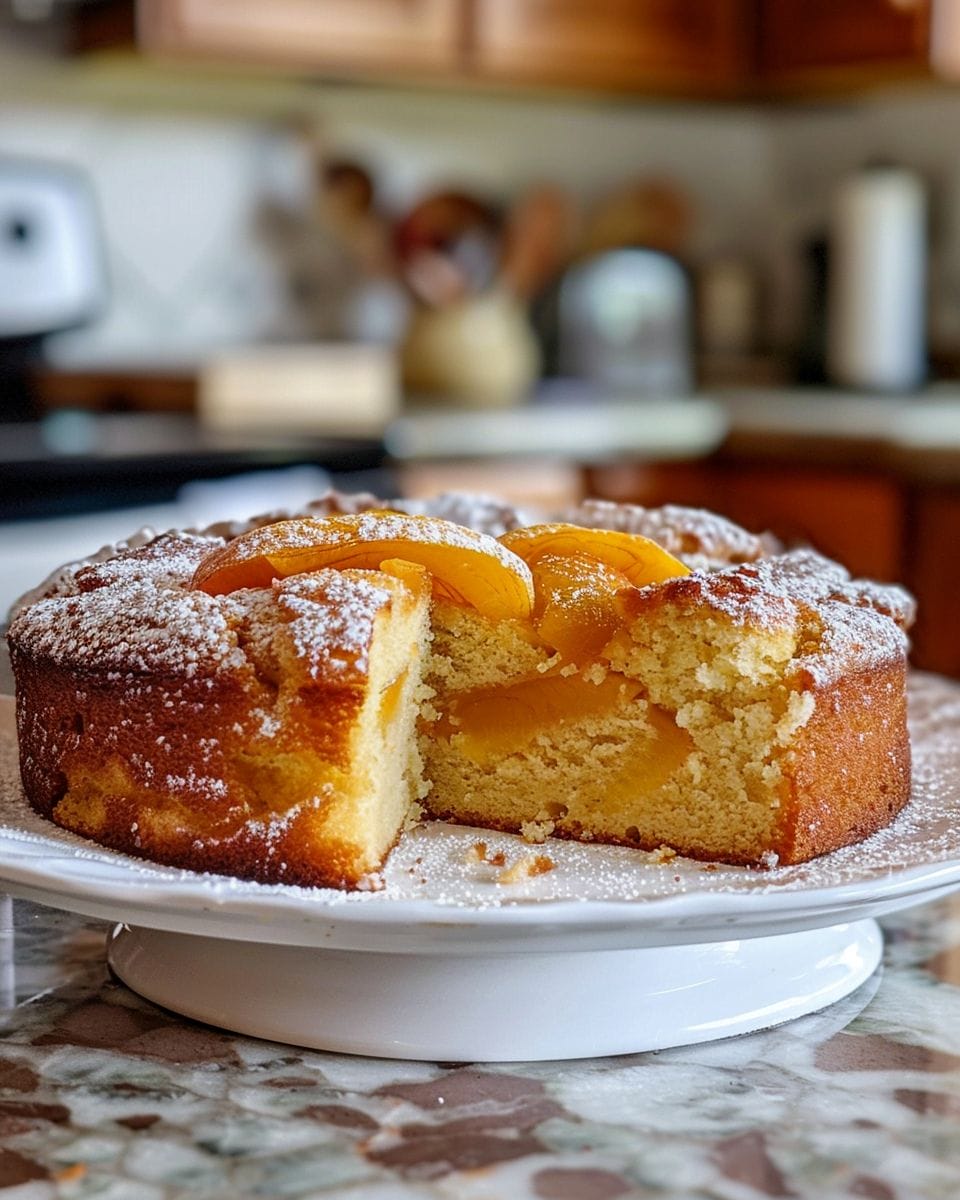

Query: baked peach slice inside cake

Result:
[369,518,907,869]
[424,522,699,846]
[502,524,691,665]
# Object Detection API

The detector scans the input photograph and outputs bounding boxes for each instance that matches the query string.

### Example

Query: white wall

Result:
[0,103,306,367]
[5,57,960,368]
[0,64,777,367]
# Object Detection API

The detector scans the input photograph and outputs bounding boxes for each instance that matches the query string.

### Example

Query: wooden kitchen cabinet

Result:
[758,0,930,84]
[468,0,754,94]
[137,0,751,91]
[134,0,937,95]
[138,0,464,75]
[904,487,960,677]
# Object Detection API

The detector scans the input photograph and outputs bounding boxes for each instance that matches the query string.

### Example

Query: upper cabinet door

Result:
[135,0,935,95]
[139,0,464,74]
[758,0,929,78]
[469,0,754,94]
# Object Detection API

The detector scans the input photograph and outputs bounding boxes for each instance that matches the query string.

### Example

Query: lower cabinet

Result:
[906,488,960,679]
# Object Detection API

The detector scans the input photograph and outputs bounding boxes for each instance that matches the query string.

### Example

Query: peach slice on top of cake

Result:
[499,522,690,585]
[193,511,535,621]
[499,523,691,666]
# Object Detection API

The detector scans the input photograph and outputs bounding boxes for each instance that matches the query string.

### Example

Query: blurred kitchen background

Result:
[4,0,960,675]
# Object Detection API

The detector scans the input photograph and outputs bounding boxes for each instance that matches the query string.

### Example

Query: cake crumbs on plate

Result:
[465,841,506,867]
[496,852,556,884]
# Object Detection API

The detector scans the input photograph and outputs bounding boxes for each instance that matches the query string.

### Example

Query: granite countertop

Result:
[1,895,959,1198]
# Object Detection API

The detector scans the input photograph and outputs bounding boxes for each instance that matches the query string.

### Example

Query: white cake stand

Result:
[105,918,888,1062]
[4,677,960,1062]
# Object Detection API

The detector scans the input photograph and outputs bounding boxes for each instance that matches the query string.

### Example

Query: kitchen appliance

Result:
[827,165,927,392]
[556,248,694,397]
[0,156,106,419]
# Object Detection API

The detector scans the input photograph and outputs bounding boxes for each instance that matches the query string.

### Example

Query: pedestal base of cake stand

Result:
[108,918,882,1062]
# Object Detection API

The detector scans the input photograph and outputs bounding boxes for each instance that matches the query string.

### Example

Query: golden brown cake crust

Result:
[8,532,424,888]
[10,648,367,887]
[777,660,911,864]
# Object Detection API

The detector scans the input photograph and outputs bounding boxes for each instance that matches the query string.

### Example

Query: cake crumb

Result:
[496,853,556,884]
[403,802,425,831]
[418,698,440,722]
[537,653,563,674]
[520,818,556,844]
[655,846,678,863]
[581,662,608,685]
[465,841,506,866]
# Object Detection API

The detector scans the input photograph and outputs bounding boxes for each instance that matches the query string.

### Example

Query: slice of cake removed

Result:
[417,540,910,866]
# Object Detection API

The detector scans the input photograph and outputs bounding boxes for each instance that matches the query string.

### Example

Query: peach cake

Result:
[7,493,915,889]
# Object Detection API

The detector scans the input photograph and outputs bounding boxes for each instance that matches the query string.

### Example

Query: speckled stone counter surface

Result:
[2,897,960,1199]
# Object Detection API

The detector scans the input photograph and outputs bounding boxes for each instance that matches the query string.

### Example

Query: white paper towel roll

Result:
[827,166,926,392]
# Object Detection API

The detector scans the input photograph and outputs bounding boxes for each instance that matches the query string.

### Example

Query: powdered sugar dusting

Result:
[0,674,957,919]
[736,548,916,630]
[9,580,244,677]
[663,548,912,680]
[398,492,534,536]
[9,495,912,688]
[221,488,388,539]
[7,529,399,684]
[8,534,244,677]
[7,525,171,618]
[3,489,387,622]
[217,569,393,686]
[73,531,224,595]
[275,571,393,681]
